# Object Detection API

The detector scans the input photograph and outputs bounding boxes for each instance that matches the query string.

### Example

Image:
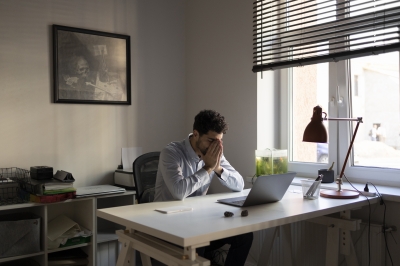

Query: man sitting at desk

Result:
[154,109,253,266]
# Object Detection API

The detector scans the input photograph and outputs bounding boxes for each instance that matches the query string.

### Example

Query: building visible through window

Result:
[354,75,359,96]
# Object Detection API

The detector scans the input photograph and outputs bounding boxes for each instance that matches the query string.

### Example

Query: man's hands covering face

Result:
[202,139,223,175]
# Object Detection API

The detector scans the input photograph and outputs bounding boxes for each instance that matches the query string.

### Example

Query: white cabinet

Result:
[0,191,135,266]
[96,192,135,266]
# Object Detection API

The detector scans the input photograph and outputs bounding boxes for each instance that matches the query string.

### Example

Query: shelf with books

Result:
[0,196,94,265]
[0,181,135,266]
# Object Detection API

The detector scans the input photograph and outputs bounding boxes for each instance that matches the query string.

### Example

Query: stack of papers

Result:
[47,215,92,250]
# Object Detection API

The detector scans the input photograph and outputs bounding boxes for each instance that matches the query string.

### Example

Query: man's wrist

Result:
[214,168,223,177]
[203,166,213,173]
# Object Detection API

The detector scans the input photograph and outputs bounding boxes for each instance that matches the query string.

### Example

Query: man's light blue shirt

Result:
[154,134,244,201]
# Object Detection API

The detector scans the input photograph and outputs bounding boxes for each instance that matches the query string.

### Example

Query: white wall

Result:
[0,0,256,188]
[0,0,186,187]
[185,0,257,192]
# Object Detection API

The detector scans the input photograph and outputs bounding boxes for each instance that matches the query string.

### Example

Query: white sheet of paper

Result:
[47,214,81,241]
[155,206,193,214]
[122,147,142,169]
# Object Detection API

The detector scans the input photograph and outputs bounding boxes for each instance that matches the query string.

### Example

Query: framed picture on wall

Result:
[53,25,131,104]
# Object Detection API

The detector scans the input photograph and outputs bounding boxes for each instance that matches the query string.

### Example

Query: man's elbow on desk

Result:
[172,194,186,201]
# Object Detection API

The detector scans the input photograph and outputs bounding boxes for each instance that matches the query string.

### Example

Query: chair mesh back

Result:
[133,152,160,204]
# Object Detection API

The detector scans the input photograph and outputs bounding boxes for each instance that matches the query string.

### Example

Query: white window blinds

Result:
[252,0,400,72]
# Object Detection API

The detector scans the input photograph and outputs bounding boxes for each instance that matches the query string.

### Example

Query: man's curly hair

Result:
[193,110,228,135]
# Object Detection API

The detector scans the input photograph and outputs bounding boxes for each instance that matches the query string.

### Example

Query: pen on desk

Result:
[306,174,323,197]
[315,174,323,182]
[310,174,323,196]
[328,162,335,171]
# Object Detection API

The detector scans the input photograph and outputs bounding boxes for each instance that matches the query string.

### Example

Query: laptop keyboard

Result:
[232,200,245,205]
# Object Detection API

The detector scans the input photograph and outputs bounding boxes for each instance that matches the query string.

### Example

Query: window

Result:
[291,62,329,164]
[350,53,400,170]
[255,0,400,186]
[284,52,400,186]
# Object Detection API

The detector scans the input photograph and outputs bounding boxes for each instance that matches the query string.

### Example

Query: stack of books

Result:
[18,177,76,203]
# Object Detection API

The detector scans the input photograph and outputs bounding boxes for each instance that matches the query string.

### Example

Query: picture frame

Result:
[53,25,131,105]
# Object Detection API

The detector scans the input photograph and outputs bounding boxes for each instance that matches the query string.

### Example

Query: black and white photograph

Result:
[53,25,131,104]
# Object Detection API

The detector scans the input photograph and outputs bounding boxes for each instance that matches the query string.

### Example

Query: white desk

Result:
[97,185,379,266]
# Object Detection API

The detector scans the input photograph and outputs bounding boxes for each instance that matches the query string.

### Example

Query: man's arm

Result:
[159,148,211,200]
[214,155,244,192]
[209,140,244,191]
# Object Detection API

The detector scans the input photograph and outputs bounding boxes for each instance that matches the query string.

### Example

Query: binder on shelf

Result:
[19,178,75,195]
[54,170,75,182]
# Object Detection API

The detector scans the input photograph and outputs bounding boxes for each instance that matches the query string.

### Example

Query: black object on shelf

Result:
[48,248,88,260]
[54,170,75,182]
[30,166,53,180]
[48,248,89,266]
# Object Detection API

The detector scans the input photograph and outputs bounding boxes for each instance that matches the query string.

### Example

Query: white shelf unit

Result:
[95,191,135,266]
[0,190,135,266]
[0,198,95,266]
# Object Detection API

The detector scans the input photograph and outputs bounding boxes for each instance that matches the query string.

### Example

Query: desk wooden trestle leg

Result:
[115,229,210,266]
[257,210,361,266]
[308,210,361,266]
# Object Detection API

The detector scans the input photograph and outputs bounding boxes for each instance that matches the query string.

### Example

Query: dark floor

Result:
[135,251,166,266]
[134,250,224,266]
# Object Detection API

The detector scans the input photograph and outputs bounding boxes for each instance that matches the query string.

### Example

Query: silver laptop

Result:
[76,185,126,198]
[217,172,296,207]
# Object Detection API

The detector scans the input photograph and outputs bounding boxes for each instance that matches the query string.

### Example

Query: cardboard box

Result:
[0,213,41,258]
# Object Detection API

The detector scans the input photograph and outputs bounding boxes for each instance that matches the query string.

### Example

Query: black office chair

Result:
[133,152,160,204]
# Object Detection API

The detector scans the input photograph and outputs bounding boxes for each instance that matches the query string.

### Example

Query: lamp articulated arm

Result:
[324,117,363,191]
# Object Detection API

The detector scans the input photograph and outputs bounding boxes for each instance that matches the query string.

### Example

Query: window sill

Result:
[292,176,400,203]
[245,175,400,203]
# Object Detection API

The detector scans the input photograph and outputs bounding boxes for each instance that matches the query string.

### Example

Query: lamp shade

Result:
[303,106,328,143]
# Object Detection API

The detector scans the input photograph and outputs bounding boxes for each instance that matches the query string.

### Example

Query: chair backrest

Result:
[133,152,160,204]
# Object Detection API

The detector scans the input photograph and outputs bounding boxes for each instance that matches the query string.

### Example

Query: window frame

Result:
[284,56,400,187]
[256,0,400,187]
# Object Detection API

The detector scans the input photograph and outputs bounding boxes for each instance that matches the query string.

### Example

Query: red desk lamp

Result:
[303,106,363,199]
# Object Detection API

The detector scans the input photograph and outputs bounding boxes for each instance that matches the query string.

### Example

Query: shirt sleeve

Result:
[213,155,244,192]
[159,147,211,200]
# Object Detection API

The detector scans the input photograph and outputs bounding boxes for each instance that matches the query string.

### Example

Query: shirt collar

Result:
[185,133,200,161]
